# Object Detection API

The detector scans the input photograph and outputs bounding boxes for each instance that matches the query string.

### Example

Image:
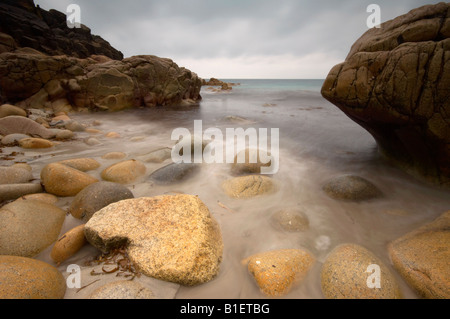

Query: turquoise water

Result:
[220,79,325,93]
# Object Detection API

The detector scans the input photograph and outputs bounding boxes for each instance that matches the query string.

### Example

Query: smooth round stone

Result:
[0,200,66,257]
[149,163,200,185]
[89,281,155,299]
[54,129,74,140]
[271,208,310,232]
[139,148,172,163]
[101,152,127,160]
[19,137,54,149]
[105,132,120,138]
[0,166,33,185]
[321,244,402,299]
[84,137,101,146]
[222,175,275,199]
[69,181,134,221]
[1,133,30,145]
[64,120,85,132]
[322,175,383,201]
[0,183,43,202]
[41,163,99,197]
[101,160,146,184]
[57,158,101,172]
[244,249,316,297]
[51,225,87,264]
[0,116,55,139]
[0,256,66,299]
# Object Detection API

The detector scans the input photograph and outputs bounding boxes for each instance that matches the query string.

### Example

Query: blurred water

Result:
[19,80,450,299]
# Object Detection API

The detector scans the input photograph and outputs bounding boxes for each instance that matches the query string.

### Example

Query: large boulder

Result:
[321,3,450,187]
[388,211,450,299]
[84,195,223,286]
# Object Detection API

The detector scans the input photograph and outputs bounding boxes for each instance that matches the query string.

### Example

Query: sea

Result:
[27,79,450,299]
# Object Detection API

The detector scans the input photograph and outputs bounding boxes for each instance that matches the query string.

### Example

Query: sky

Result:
[35,0,444,79]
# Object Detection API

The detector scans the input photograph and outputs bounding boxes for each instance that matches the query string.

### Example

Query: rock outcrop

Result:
[321,3,450,187]
[0,0,202,110]
[0,0,123,59]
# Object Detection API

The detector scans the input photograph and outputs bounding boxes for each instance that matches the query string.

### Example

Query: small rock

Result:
[41,163,99,197]
[0,183,43,202]
[69,181,134,221]
[19,137,54,149]
[51,225,87,264]
[0,200,66,257]
[64,120,86,132]
[139,148,172,163]
[0,104,27,118]
[244,249,316,297]
[84,137,101,146]
[54,129,74,140]
[89,281,155,299]
[101,160,146,184]
[101,152,127,160]
[322,175,383,201]
[149,163,199,185]
[85,128,102,134]
[84,195,223,286]
[130,136,146,142]
[271,208,310,232]
[57,158,101,172]
[0,166,33,185]
[388,211,450,299]
[321,244,402,299]
[105,132,120,138]
[1,133,30,145]
[222,175,276,199]
[231,148,272,175]
[0,256,66,299]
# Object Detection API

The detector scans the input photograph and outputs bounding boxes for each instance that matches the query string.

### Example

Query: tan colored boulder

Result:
[0,256,66,299]
[0,183,43,202]
[19,193,58,205]
[388,211,450,299]
[101,160,146,184]
[0,116,55,138]
[84,195,223,286]
[102,152,127,160]
[0,200,66,257]
[243,249,316,297]
[41,163,99,197]
[0,166,33,185]
[321,3,450,186]
[321,244,402,299]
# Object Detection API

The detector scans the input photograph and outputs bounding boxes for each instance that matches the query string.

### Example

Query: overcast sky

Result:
[35,0,443,79]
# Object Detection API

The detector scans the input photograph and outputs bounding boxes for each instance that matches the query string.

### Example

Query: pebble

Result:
[271,208,310,232]
[222,175,276,199]
[102,152,127,160]
[19,137,54,149]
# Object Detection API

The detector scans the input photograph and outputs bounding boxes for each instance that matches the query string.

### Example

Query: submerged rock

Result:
[244,249,316,297]
[270,208,310,232]
[69,181,135,222]
[388,211,450,299]
[0,256,66,299]
[84,195,223,286]
[322,175,383,201]
[0,199,66,257]
[321,3,450,186]
[149,162,200,185]
[222,175,276,199]
[321,244,402,299]
[231,148,272,175]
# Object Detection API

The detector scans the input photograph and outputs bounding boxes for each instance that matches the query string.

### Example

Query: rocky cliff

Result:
[322,3,450,187]
[0,0,202,110]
